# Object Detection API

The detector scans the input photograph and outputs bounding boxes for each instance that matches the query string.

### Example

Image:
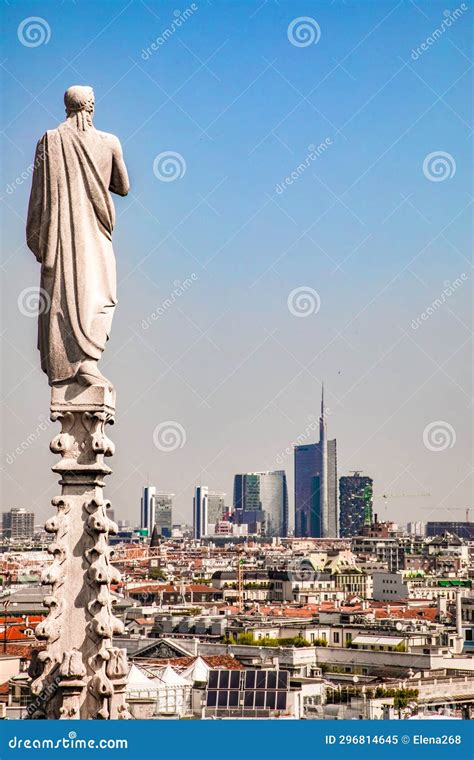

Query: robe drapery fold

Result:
[27,125,118,384]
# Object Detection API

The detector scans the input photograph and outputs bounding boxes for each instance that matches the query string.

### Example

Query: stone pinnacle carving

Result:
[28,385,130,719]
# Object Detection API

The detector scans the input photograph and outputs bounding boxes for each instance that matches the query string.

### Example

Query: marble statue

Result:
[26,87,131,720]
[27,85,129,389]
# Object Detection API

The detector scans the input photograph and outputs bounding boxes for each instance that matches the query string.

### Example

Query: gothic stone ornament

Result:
[29,382,130,718]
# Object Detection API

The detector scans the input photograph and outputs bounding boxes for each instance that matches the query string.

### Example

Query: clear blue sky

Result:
[1,0,472,528]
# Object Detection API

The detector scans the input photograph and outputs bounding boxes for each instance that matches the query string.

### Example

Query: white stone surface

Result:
[27,85,129,389]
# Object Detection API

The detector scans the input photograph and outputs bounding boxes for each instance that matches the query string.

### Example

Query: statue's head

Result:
[64,86,95,129]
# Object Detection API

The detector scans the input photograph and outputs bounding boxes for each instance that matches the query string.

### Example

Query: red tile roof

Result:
[0,617,43,625]
[0,625,38,642]
[0,643,41,657]
[129,584,216,594]
[140,655,244,670]
[373,606,439,622]
[131,618,154,626]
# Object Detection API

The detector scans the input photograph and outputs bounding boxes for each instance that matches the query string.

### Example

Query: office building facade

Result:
[233,471,288,537]
[155,493,173,538]
[407,521,426,537]
[426,521,473,540]
[141,486,156,536]
[294,386,338,538]
[339,473,373,538]
[207,492,226,527]
[193,486,209,539]
[2,508,35,540]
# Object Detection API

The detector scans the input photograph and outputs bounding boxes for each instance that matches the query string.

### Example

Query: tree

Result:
[236,632,256,645]
[149,567,167,581]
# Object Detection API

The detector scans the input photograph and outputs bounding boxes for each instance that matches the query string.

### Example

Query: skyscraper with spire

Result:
[294,385,338,538]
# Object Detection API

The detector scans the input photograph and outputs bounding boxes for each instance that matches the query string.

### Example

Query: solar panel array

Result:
[206,669,289,712]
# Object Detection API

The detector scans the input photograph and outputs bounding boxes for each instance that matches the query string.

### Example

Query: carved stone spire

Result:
[28,384,130,719]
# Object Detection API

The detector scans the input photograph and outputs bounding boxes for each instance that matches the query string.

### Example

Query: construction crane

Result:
[232,544,250,614]
[374,492,431,500]
[421,506,470,522]
[372,491,431,518]
[237,557,244,614]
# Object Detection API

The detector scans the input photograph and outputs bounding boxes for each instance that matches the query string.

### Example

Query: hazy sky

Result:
[0,0,472,531]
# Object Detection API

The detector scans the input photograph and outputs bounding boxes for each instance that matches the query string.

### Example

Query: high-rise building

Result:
[141,488,173,538]
[233,471,288,537]
[193,486,209,539]
[407,521,426,537]
[426,521,473,540]
[339,472,373,538]
[155,493,173,538]
[2,508,35,540]
[207,492,226,526]
[234,474,259,512]
[140,486,156,536]
[294,385,338,538]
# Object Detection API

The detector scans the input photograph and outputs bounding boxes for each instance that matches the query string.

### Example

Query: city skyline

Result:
[1,1,471,531]
[2,371,468,532]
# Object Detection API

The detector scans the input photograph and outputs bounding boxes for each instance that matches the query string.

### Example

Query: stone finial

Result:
[30,384,130,719]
